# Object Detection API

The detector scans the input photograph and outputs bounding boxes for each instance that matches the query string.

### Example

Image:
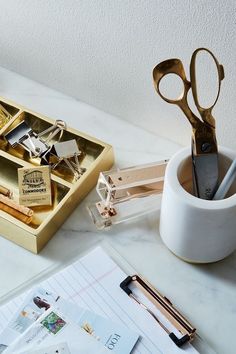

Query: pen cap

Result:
[160,146,236,263]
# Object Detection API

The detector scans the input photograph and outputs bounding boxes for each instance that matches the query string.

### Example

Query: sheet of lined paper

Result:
[0,247,198,354]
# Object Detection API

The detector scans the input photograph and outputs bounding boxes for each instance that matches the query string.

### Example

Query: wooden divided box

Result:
[0,97,114,253]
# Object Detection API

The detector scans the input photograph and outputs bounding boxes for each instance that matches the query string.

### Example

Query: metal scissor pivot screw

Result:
[201,143,212,153]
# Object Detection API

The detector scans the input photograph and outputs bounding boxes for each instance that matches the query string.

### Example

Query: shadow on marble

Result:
[194,250,236,285]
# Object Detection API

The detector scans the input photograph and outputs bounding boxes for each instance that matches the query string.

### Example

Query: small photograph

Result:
[8,288,59,334]
[41,311,66,335]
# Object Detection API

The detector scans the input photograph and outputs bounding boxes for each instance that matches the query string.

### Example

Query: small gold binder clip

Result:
[42,139,86,180]
[88,160,168,229]
[120,275,196,348]
[38,119,66,144]
[5,120,66,159]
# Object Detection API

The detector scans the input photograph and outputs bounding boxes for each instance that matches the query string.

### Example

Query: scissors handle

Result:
[190,47,225,128]
[153,49,223,199]
[153,58,199,128]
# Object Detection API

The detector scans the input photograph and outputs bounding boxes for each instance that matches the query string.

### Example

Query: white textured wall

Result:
[0,1,235,148]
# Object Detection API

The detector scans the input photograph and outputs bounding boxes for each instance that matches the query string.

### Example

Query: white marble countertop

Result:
[0,67,235,354]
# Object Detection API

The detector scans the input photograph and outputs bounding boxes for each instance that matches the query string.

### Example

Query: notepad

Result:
[0,247,199,354]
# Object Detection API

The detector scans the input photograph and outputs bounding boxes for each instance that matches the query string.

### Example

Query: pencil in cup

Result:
[213,159,236,200]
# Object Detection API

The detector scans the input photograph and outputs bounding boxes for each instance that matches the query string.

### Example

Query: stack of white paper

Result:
[0,247,199,354]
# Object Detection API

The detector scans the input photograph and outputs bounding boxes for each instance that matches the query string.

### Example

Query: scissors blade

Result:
[192,152,219,200]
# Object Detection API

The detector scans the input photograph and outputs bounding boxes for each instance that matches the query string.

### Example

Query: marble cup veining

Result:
[160,147,236,263]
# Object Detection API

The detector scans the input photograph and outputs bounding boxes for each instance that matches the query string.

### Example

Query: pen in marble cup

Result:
[213,159,236,200]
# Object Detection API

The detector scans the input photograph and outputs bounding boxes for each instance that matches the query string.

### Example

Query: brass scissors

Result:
[153,48,224,200]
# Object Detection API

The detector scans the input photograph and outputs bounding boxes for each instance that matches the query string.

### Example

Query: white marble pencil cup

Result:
[159,146,236,263]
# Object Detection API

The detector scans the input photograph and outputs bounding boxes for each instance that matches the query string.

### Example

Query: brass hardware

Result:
[0,104,12,129]
[120,275,196,347]
[88,160,168,229]
[0,97,114,252]
[153,48,224,156]
[38,119,66,143]
[5,119,66,159]
[42,139,86,181]
[153,48,224,199]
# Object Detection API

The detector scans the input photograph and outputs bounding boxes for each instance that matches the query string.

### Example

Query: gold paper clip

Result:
[120,275,196,348]
[88,160,168,229]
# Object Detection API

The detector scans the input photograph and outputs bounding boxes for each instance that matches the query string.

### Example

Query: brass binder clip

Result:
[88,160,168,229]
[42,139,86,180]
[120,275,196,348]
[5,120,66,159]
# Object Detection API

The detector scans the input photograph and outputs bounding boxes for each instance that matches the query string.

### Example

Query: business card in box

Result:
[0,96,114,253]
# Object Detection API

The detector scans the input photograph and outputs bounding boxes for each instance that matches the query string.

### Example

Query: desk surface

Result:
[0,67,235,354]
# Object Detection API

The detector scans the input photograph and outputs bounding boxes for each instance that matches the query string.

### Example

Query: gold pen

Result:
[0,194,34,224]
[0,185,13,199]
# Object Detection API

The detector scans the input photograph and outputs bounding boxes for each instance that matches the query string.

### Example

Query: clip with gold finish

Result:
[4,120,66,159]
[120,275,196,348]
[38,119,66,144]
[42,139,86,180]
[5,121,49,158]
[88,160,168,229]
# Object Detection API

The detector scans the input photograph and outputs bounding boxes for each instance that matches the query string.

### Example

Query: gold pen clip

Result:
[120,275,196,347]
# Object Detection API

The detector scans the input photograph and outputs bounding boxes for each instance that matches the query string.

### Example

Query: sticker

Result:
[18,166,52,207]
